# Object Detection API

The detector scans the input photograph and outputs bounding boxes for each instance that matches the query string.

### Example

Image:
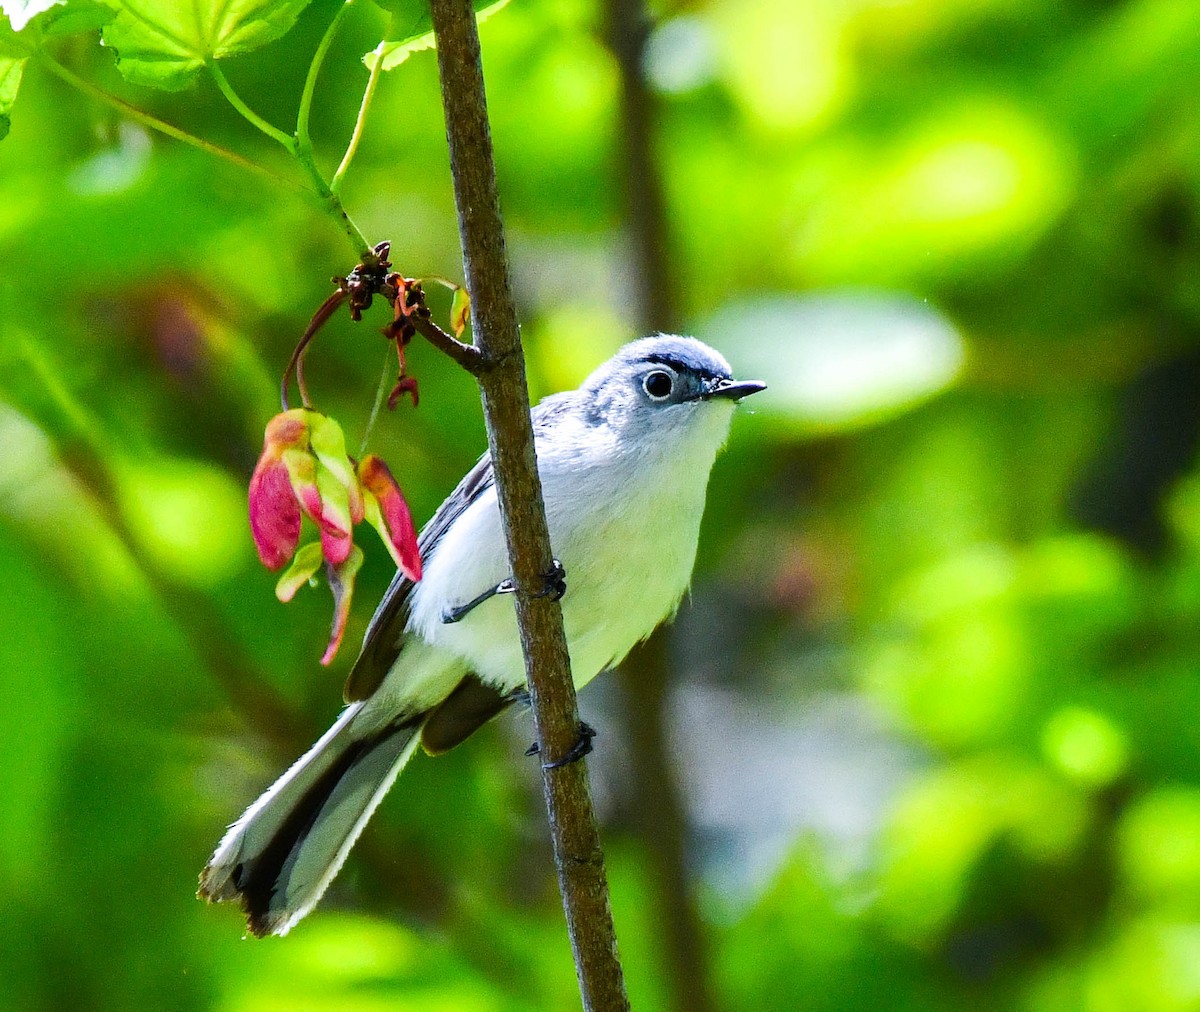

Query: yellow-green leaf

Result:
[275,540,324,602]
[364,0,507,73]
[0,54,26,141]
[100,0,315,91]
[449,285,470,338]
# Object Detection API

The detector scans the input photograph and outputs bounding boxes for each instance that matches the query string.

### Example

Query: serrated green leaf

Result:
[0,0,110,50]
[364,0,507,73]
[0,54,26,140]
[0,10,26,55]
[41,1,112,38]
[1,0,61,32]
[100,0,315,91]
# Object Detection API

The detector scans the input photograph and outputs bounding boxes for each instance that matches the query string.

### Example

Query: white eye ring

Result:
[642,370,674,400]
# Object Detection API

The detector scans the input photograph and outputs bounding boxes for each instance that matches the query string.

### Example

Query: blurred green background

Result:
[3,0,1200,1008]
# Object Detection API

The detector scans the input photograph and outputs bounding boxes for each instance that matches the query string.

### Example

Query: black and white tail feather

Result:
[198,706,422,936]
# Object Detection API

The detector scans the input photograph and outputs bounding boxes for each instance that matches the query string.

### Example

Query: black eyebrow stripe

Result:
[642,353,686,369]
[642,353,721,379]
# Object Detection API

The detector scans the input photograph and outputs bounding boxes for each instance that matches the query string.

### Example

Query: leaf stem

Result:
[331,46,383,195]
[283,289,348,410]
[293,142,373,259]
[209,62,298,152]
[298,0,356,157]
[39,56,308,194]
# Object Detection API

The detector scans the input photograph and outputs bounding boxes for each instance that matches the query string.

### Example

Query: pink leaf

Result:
[249,455,301,570]
[359,455,422,581]
[320,526,353,567]
[321,545,364,666]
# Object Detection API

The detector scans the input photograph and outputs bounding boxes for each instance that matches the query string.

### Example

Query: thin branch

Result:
[210,62,298,152]
[411,314,486,374]
[332,45,384,194]
[39,56,309,195]
[298,0,356,157]
[429,2,630,1010]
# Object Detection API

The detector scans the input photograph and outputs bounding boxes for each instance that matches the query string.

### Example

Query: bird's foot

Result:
[442,561,565,624]
[526,721,596,769]
[532,560,567,602]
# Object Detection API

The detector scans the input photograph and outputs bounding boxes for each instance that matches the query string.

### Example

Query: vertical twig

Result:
[605,2,718,1011]
[428,1,630,1009]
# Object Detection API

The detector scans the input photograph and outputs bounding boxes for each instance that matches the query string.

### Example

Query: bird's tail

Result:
[198,704,422,937]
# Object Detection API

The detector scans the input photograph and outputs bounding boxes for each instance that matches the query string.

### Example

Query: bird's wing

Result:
[341,392,575,704]
[342,452,495,702]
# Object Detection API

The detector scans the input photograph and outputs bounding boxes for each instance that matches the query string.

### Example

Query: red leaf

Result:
[248,456,301,570]
[359,455,422,581]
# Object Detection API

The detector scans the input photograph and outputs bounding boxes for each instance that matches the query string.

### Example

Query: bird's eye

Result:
[643,370,673,400]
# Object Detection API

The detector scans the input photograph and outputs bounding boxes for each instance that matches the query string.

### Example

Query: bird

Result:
[198,335,766,936]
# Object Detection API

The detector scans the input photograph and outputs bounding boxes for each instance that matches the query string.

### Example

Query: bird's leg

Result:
[441,579,513,624]
[526,720,597,769]
[442,560,566,624]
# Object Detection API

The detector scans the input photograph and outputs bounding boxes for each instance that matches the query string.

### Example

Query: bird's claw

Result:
[527,721,596,769]
[534,560,567,602]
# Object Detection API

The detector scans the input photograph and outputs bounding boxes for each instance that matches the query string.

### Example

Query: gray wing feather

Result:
[343,394,575,702]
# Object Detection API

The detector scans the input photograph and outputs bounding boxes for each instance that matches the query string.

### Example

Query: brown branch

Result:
[605,2,718,1011]
[428,1,630,1009]
[411,314,487,374]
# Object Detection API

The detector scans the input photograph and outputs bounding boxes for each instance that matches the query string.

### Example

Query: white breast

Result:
[406,401,735,693]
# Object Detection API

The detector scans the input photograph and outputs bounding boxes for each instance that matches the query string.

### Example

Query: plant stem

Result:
[283,289,347,410]
[40,56,308,194]
[209,62,298,152]
[428,1,630,1009]
[298,0,356,157]
[293,142,374,259]
[331,48,383,195]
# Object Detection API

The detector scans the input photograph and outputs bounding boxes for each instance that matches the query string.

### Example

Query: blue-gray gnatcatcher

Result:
[199,335,766,936]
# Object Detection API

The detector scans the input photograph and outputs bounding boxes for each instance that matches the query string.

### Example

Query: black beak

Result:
[705,377,767,401]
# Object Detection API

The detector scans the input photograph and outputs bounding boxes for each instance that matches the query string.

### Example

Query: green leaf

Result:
[0,9,26,55]
[364,0,507,73]
[0,0,112,55]
[0,54,26,140]
[100,0,316,91]
[1,0,61,32]
[275,540,324,602]
[40,1,112,38]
